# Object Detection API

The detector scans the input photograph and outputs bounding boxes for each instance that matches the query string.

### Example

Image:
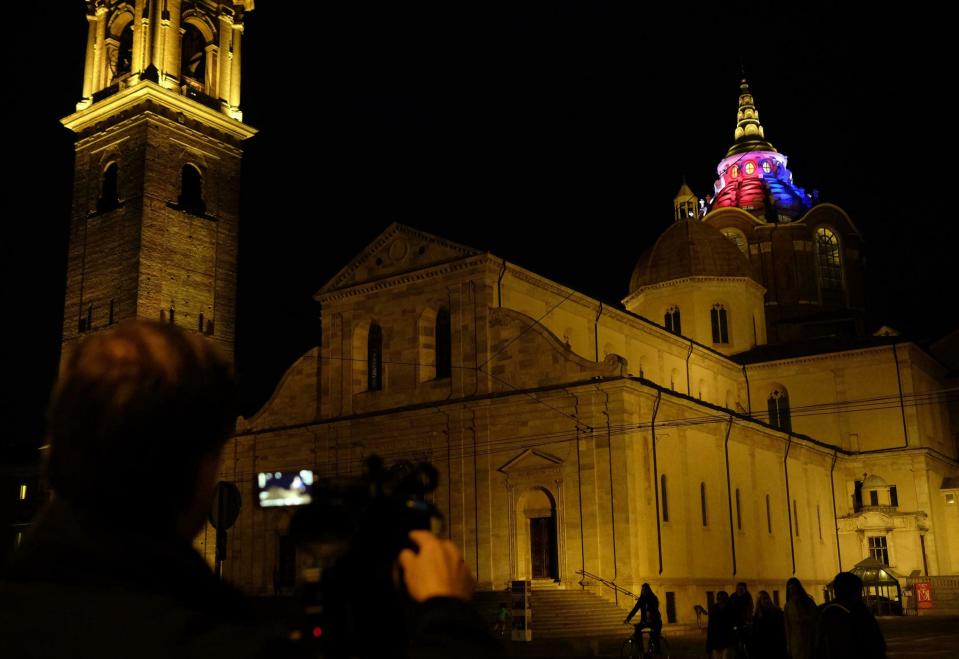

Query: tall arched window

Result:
[435,307,451,379]
[815,226,843,293]
[181,23,207,85]
[179,164,205,215]
[116,22,133,78]
[700,482,708,527]
[768,388,791,432]
[98,162,120,213]
[661,475,669,522]
[368,324,383,391]
[710,304,729,344]
[664,306,681,335]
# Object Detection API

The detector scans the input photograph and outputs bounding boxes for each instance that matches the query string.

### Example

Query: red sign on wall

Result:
[915,582,933,609]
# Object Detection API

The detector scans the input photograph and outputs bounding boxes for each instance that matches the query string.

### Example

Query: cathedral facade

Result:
[58,2,959,625]
[211,84,959,621]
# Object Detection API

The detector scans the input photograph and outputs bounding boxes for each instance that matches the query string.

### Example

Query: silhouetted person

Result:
[624,582,663,653]
[0,321,493,659]
[729,581,754,628]
[750,590,786,659]
[707,590,736,659]
[784,577,817,659]
[729,581,754,655]
[815,572,886,659]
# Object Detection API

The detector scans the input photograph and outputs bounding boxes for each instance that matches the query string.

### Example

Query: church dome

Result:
[708,79,813,221]
[629,220,754,294]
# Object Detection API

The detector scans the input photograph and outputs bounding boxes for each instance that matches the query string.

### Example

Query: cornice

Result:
[62,81,257,141]
[742,344,905,371]
[316,254,497,303]
[75,111,245,158]
[317,223,484,296]
[622,275,766,304]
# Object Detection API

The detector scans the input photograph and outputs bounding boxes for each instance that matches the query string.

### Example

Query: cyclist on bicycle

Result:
[624,583,662,654]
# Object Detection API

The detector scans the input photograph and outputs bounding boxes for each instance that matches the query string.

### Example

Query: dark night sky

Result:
[2,4,955,448]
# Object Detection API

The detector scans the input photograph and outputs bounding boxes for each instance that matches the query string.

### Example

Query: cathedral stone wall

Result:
[211,224,959,624]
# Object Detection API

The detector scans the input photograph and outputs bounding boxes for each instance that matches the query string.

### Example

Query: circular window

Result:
[762,160,772,174]
[730,165,739,179]
[744,161,756,175]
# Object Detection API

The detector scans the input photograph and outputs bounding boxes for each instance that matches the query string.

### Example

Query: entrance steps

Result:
[472,582,635,640]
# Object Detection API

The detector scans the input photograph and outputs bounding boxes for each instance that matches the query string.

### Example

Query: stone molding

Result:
[316,254,495,303]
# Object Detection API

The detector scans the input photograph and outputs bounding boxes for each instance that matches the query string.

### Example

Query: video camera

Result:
[270,455,442,658]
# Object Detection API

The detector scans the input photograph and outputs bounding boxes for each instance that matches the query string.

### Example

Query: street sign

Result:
[916,581,933,609]
[209,481,241,530]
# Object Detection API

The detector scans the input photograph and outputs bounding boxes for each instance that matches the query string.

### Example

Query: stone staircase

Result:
[472,581,633,640]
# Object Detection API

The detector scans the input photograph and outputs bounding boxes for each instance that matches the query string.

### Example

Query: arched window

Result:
[720,228,748,255]
[179,164,205,215]
[435,307,451,379]
[181,23,207,84]
[664,306,681,335]
[676,201,696,221]
[700,482,708,527]
[116,22,133,78]
[710,304,729,344]
[98,162,120,213]
[368,324,383,391]
[815,226,843,293]
[768,388,791,431]
[661,474,669,522]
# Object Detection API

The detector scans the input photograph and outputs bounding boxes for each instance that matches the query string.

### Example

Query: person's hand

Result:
[398,530,475,602]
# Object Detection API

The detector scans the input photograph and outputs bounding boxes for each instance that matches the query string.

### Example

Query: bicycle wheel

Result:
[621,637,638,658]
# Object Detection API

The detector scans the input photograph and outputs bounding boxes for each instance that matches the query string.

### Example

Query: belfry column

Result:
[130,0,148,80]
[79,10,98,108]
[218,10,234,110]
[92,3,108,92]
[228,20,243,119]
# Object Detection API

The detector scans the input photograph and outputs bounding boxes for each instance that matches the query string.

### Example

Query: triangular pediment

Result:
[498,449,563,474]
[316,223,482,296]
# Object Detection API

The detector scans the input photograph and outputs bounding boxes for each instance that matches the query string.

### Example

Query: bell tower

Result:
[60,1,257,370]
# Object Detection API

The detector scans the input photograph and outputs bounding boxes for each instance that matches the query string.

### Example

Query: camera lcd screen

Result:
[257,470,314,508]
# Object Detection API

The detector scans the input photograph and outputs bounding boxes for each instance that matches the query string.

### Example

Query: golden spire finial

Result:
[726,77,777,157]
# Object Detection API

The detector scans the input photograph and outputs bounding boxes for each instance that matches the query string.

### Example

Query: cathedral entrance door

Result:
[529,514,558,580]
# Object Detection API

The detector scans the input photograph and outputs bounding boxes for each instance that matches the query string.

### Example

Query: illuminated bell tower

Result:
[673,179,700,222]
[59,1,257,370]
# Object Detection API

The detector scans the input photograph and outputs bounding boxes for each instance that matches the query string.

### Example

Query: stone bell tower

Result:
[59,0,257,370]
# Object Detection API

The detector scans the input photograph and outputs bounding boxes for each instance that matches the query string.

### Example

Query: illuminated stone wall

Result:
[60,105,244,370]
[215,224,958,624]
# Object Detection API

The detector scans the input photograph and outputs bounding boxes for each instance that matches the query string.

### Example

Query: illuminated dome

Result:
[629,220,754,294]
[708,79,812,221]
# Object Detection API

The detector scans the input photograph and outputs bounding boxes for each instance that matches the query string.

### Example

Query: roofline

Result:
[234,373,846,457]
